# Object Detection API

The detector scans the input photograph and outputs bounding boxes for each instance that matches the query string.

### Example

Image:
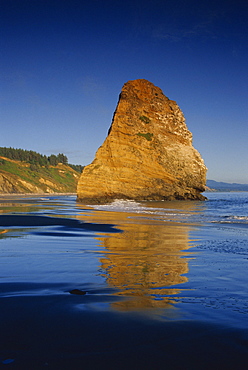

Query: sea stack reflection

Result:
[77,79,207,203]
[76,201,198,311]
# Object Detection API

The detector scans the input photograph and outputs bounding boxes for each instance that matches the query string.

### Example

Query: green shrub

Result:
[30,164,40,172]
[139,115,151,124]
[137,132,153,141]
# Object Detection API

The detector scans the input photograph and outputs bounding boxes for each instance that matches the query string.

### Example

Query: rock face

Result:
[77,79,207,203]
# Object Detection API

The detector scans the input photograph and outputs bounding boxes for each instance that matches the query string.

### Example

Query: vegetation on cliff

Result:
[0,147,84,173]
[0,147,84,194]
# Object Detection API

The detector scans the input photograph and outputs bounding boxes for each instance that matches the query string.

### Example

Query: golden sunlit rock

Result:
[76,200,200,311]
[77,79,207,203]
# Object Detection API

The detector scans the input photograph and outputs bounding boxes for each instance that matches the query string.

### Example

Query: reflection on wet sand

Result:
[77,202,199,311]
[0,196,53,215]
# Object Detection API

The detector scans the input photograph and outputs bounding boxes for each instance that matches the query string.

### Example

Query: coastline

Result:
[0,192,76,198]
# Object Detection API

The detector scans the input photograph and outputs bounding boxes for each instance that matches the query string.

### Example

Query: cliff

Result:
[77,79,207,203]
[0,157,80,194]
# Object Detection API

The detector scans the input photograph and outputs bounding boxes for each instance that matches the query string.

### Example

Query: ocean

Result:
[0,192,247,369]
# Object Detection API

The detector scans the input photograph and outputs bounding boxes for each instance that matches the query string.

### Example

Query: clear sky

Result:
[1,0,248,183]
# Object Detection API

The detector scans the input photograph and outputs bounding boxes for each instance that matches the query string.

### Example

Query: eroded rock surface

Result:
[77,79,207,203]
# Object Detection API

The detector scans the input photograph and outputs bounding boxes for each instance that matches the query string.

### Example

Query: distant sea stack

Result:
[77,79,207,203]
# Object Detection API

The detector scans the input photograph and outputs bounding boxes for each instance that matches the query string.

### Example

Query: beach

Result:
[0,194,247,369]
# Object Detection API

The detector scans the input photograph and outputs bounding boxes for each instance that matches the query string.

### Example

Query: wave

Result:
[91,199,180,215]
[91,199,143,212]
[211,215,248,226]
[221,215,248,223]
[232,216,248,221]
[88,195,248,227]
[90,199,201,225]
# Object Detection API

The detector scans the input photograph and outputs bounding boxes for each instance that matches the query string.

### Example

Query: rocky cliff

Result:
[0,157,80,194]
[77,79,207,203]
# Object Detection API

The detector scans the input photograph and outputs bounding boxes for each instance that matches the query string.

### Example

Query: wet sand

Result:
[0,285,247,369]
[0,195,247,369]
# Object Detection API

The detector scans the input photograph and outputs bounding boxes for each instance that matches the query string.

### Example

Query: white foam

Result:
[91,199,169,215]
[91,199,143,212]
[233,216,248,221]
[91,200,193,224]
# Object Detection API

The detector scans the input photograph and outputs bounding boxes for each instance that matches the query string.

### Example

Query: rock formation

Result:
[77,79,207,203]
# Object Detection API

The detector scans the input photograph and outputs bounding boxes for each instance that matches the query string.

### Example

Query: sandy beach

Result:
[0,194,247,369]
[1,288,247,369]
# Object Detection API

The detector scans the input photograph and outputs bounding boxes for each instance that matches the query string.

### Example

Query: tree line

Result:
[0,147,84,173]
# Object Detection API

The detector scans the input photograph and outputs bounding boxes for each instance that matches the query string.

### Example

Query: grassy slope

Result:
[0,156,80,193]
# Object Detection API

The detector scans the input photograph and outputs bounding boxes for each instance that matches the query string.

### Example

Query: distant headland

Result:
[206,180,248,192]
[0,147,83,194]
[77,79,207,203]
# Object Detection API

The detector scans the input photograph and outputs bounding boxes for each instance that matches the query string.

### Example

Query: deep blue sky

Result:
[1,0,248,182]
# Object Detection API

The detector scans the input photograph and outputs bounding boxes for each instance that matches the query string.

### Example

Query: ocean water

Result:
[0,192,247,369]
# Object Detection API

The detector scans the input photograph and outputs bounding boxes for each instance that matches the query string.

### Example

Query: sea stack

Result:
[77,79,207,203]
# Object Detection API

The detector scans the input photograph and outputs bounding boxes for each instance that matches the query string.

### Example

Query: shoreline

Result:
[0,192,77,198]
